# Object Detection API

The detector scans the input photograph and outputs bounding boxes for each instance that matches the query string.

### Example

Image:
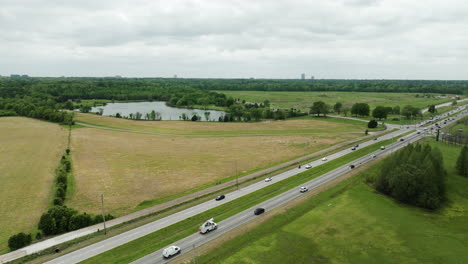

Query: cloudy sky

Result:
[1,0,467,79]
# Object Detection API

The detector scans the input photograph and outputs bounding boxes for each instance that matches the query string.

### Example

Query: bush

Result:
[53,197,64,206]
[368,120,378,128]
[8,232,32,251]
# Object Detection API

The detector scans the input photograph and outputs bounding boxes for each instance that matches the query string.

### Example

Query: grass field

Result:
[0,117,67,252]
[68,124,362,216]
[197,139,468,264]
[74,112,368,135]
[216,91,455,112]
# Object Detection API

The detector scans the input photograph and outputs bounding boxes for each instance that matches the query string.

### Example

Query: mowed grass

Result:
[75,112,366,135]
[217,91,454,112]
[199,139,468,264]
[68,125,361,216]
[0,117,67,252]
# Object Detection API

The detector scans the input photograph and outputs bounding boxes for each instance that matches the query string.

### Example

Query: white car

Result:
[322,157,328,161]
[162,245,181,259]
[265,177,272,182]
[300,186,308,193]
[380,146,385,150]
[305,164,312,169]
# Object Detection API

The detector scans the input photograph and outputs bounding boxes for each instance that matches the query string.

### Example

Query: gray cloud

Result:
[0,0,467,79]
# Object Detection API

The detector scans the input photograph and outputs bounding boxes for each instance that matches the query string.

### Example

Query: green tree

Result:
[401,105,421,119]
[456,146,468,177]
[372,106,388,120]
[393,105,400,115]
[351,103,370,117]
[310,101,330,117]
[333,102,342,114]
[428,105,436,114]
[368,120,378,128]
[8,232,32,251]
[342,106,350,116]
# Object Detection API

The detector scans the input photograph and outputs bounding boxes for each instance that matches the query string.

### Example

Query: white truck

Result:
[199,218,218,234]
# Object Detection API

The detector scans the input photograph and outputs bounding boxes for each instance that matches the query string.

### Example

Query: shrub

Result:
[368,120,378,128]
[8,232,32,251]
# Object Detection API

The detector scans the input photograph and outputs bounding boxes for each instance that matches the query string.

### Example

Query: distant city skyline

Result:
[1,0,468,80]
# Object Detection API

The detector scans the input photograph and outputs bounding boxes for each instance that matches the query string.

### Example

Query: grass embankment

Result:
[80,138,394,264]
[68,116,364,216]
[0,117,67,253]
[217,91,454,112]
[197,139,468,264]
[74,112,367,135]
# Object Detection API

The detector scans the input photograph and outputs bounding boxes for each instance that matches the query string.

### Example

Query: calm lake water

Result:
[90,101,226,121]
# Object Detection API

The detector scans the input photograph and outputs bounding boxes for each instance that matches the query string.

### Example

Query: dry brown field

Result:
[68,125,361,216]
[0,117,67,252]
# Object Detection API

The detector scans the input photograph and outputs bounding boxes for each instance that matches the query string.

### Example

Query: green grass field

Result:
[0,117,67,252]
[198,139,468,264]
[217,91,455,112]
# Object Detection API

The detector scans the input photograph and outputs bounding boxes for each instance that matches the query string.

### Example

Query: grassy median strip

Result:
[80,138,395,264]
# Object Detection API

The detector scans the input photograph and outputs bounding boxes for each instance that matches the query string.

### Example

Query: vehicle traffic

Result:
[264,177,272,182]
[199,218,217,234]
[162,246,181,259]
[300,186,308,193]
[305,164,312,169]
[254,208,265,215]
[215,195,225,201]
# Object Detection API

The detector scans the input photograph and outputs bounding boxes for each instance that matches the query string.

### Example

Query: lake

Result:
[90,101,226,121]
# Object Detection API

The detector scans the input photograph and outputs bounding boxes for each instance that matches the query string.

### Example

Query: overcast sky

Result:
[1,0,467,79]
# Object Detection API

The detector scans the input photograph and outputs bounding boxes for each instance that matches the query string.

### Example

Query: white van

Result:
[199,218,218,234]
[162,245,181,258]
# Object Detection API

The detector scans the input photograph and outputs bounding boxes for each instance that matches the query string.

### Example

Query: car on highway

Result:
[322,157,328,161]
[400,138,405,141]
[355,144,359,147]
[305,164,312,169]
[162,245,181,259]
[199,218,217,234]
[215,194,225,201]
[254,208,265,215]
[349,164,355,169]
[300,186,308,193]
[264,177,272,182]
[417,131,421,134]
[371,154,376,158]
[374,137,378,140]
[380,146,385,150]
[351,147,356,150]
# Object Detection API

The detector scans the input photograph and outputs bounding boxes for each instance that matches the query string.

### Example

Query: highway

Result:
[44,104,468,264]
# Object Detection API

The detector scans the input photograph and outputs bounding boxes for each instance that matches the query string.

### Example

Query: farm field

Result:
[198,139,468,264]
[0,117,67,252]
[74,112,367,135]
[68,120,362,216]
[216,91,455,112]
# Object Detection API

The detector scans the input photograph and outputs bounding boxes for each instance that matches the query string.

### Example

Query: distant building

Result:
[10,74,21,78]
[311,75,315,80]
[174,75,178,78]
[301,73,305,80]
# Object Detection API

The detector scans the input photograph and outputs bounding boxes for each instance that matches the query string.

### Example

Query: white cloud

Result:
[0,0,467,79]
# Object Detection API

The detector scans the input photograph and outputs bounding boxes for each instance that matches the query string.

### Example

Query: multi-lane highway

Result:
[44,104,468,264]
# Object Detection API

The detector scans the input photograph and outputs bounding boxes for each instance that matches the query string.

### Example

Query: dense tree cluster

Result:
[456,146,468,177]
[38,206,114,236]
[191,78,468,94]
[374,143,446,209]
[310,101,330,117]
[368,120,378,128]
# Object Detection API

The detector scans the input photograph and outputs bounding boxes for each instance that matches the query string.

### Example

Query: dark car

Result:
[400,138,404,141]
[355,144,359,147]
[215,195,225,201]
[349,164,355,169]
[254,208,265,215]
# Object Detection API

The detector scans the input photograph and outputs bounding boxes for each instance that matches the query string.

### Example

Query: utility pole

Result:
[235,160,239,191]
[101,194,107,235]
